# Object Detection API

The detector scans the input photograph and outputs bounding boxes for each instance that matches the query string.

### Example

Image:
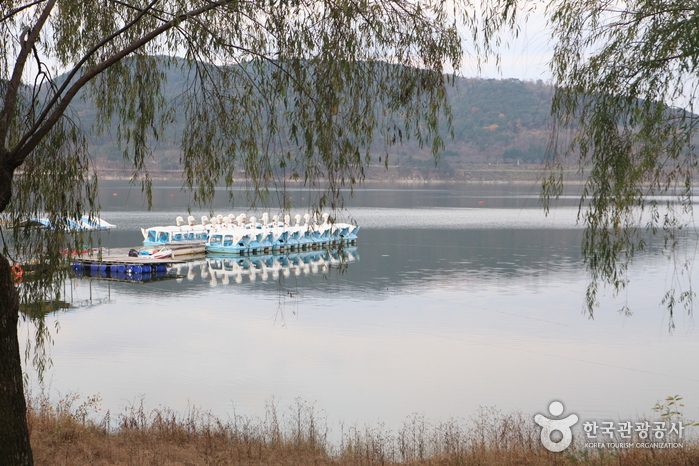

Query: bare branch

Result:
[0,0,56,156]
[0,0,47,23]
[8,0,162,162]
[9,0,239,165]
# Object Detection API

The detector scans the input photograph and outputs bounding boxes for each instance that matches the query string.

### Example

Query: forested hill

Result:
[66,59,554,179]
[445,78,552,163]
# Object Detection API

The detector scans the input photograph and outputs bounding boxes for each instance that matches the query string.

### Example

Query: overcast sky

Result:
[463,5,553,82]
[17,3,554,85]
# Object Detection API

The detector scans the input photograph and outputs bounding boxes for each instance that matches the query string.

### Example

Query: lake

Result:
[21,181,699,437]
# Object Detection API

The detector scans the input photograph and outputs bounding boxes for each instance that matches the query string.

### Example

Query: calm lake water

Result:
[21,181,699,436]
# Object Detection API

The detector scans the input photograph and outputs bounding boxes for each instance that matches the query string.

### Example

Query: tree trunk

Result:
[0,156,15,213]
[0,162,33,464]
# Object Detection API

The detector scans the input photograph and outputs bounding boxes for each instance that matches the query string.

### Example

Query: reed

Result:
[26,393,699,465]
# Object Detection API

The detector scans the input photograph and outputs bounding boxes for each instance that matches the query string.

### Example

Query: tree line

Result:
[62,58,555,174]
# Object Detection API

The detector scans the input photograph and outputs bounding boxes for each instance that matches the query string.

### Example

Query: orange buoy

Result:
[11,265,23,284]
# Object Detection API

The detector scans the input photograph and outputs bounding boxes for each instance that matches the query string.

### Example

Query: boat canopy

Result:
[20,216,116,231]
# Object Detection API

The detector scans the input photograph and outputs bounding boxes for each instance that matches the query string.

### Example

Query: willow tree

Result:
[0,0,468,463]
[482,0,699,321]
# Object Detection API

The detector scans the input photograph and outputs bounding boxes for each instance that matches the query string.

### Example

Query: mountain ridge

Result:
[61,57,555,180]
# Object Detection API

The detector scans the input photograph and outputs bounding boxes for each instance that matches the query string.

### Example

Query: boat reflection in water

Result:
[71,247,359,285]
[71,262,176,283]
[175,247,359,286]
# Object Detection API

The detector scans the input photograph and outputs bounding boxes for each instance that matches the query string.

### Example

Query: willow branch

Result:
[0,0,56,155]
[9,0,238,165]
[8,0,162,162]
[0,0,48,23]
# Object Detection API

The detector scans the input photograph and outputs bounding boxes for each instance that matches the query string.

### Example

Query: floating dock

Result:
[70,248,186,275]
[71,266,176,283]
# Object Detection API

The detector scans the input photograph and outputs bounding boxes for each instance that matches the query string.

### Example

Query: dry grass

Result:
[26,394,699,465]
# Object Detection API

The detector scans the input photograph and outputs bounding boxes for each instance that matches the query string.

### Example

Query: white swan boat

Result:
[205,213,359,255]
[141,215,209,257]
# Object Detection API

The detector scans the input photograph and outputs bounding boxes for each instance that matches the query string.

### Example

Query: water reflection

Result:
[21,183,699,443]
[69,247,358,287]
[72,265,173,283]
[185,248,359,286]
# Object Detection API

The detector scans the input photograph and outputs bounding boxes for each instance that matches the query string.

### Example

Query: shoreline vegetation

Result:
[22,162,699,187]
[76,164,577,184]
[80,164,699,187]
[21,163,699,188]
[27,394,699,465]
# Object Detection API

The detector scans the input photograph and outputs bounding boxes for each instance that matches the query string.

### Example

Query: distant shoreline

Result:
[91,164,583,184]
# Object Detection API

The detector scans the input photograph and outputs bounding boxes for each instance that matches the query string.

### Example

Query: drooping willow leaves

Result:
[480,0,699,325]
[1,0,470,374]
